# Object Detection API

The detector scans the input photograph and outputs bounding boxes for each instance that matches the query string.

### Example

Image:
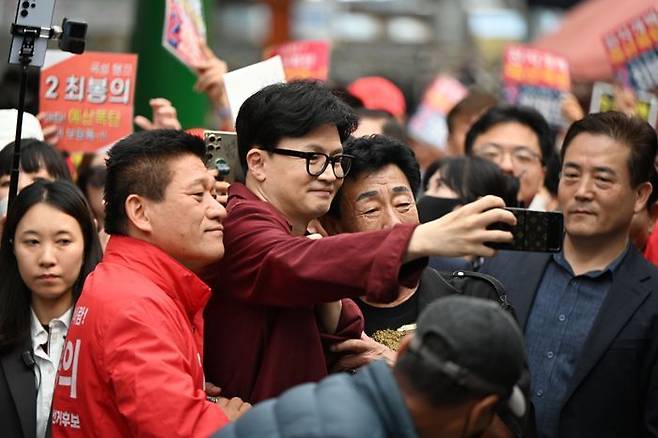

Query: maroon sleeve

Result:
[333,298,364,340]
[212,198,426,307]
[320,298,364,369]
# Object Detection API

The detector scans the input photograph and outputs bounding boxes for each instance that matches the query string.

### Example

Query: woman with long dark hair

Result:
[0,180,102,438]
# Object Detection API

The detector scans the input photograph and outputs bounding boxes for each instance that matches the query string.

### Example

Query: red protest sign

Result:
[602,7,658,91]
[502,45,571,127]
[162,0,206,68]
[503,45,571,92]
[263,40,330,81]
[39,51,138,152]
[407,75,467,149]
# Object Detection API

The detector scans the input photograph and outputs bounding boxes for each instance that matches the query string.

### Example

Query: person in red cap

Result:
[347,76,407,122]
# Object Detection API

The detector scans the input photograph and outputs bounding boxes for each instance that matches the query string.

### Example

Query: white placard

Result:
[223,56,286,123]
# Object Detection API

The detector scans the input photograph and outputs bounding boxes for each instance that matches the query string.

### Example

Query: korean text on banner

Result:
[39,50,138,153]
[407,75,468,150]
[503,45,571,128]
[264,40,331,81]
[602,7,658,91]
[223,56,286,123]
[162,0,206,68]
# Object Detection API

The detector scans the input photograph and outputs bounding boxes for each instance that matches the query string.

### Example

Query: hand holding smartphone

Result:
[488,208,563,252]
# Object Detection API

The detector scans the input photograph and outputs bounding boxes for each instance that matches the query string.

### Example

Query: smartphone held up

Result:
[204,130,244,184]
[488,208,563,253]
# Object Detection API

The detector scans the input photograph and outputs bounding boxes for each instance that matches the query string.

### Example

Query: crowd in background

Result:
[0,27,657,438]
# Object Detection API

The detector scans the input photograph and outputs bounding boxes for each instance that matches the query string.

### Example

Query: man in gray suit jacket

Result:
[480,111,658,438]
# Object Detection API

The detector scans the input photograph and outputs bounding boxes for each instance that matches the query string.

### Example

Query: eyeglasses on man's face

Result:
[473,143,542,168]
[269,148,355,178]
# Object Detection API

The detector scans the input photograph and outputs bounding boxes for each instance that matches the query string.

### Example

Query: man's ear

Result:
[124,194,152,234]
[466,394,499,434]
[246,149,267,182]
[634,181,653,214]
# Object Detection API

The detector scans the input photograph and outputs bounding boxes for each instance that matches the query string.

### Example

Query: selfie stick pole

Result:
[7,25,37,209]
[6,13,87,210]
[8,64,30,209]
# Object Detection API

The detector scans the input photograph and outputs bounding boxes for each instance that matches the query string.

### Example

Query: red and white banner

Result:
[40,50,138,152]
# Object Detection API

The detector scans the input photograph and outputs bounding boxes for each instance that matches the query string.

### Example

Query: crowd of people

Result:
[0,38,657,438]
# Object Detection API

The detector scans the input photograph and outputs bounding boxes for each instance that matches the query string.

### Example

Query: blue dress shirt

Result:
[525,246,629,438]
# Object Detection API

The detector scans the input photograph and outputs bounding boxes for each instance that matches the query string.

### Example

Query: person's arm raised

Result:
[193,42,229,110]
[404,195,516,262]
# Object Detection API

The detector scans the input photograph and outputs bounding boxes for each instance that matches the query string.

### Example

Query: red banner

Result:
[264,40,330,81]
[502,45,571,127]
[39,51,138,152]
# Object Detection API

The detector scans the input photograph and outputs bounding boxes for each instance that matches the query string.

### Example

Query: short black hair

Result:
[561,111,658,187]
[542,152,561,196]
[328,134,420,218]
[329,84,364,109]
[104,129,206,235]
[424,156,519,207]
[464,105,554,164]
[356,107,393,120]
[0,139,72,180]
[235,80,358,172]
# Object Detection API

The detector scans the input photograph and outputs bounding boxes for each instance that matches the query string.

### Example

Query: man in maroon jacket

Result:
[203,80,516,403]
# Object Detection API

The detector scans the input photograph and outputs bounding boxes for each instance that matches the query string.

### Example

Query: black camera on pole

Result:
[6,0,87,207]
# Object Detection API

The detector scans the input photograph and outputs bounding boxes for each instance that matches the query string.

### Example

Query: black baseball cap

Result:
[409,295,527,417]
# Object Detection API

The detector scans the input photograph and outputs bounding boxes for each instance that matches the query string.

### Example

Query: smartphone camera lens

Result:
[20,9,28,17]
[216,158,231,177]
[22,1,30,8]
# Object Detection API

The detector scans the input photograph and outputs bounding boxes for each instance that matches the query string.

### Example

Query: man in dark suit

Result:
[480,111,658,438]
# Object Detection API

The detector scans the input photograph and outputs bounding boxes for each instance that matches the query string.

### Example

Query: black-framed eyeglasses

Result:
[269,148,354,178]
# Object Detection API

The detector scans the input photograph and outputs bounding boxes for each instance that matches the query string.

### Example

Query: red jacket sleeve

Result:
[101,299,228,438]
[211,198,426,307]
